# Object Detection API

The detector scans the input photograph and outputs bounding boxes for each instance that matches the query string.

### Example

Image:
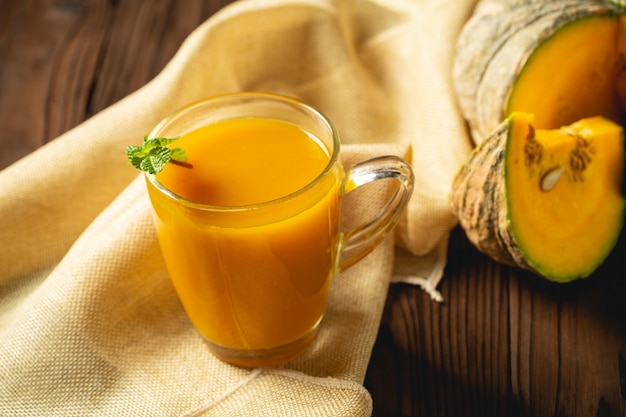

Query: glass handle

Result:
[338,155,414,272]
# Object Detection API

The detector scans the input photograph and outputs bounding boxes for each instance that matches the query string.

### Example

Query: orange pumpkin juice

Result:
[146,117,342,357]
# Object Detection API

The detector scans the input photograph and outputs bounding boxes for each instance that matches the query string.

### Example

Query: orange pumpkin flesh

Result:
[506,114,625,281]
[507,15,626,131]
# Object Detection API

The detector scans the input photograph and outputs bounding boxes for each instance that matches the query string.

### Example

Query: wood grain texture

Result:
[366,227,626,416]
[1,1,625,416]
[0,0,226,169]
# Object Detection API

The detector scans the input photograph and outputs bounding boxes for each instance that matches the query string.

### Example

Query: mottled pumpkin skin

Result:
[453,0,626,144]
[449,117,534,272]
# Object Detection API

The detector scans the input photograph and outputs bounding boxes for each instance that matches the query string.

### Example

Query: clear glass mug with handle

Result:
[145,92,414,367]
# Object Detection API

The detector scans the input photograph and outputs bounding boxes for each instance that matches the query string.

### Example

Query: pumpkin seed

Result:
[540,166,564,192]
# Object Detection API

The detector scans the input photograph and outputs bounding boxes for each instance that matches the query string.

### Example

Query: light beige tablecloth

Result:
[0,0,476,415]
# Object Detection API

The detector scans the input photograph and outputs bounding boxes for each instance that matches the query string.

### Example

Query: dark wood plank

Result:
[0,0,112,167]
[365,227,626,417]
[0,0,232,170]
[86,0,216,115]
[365,228,512,417]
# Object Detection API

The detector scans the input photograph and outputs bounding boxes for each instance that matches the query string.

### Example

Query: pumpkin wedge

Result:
[450,113,625,282]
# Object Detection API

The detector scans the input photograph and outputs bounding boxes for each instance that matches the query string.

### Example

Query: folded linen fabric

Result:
[0,0,475,415]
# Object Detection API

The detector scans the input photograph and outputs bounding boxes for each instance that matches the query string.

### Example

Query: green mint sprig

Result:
[126,135,191,174]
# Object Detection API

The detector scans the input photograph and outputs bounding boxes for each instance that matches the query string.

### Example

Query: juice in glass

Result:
[148,117,341,358]
[144,93,414,367]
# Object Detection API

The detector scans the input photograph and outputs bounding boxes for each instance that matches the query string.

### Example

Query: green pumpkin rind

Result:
[609,0,626,11]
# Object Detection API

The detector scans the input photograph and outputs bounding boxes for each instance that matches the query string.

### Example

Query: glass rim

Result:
[145,92,341,212]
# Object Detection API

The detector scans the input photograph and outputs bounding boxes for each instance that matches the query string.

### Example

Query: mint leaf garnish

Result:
[126,135,190,174]
[169,147,188,163]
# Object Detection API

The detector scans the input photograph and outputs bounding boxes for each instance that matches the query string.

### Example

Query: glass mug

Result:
[145,92,414,367]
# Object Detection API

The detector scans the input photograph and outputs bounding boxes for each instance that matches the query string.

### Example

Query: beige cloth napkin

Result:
[0,0,476,415]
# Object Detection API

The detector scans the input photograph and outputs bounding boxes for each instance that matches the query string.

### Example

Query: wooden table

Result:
[2,1,624,416]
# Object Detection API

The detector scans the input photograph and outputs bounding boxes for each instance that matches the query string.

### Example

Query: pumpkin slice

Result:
[508,14,626,131]
[453,1,626,144]
[450,112,625,282]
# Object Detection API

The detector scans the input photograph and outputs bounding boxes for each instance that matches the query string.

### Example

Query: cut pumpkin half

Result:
[507,14,626,132]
